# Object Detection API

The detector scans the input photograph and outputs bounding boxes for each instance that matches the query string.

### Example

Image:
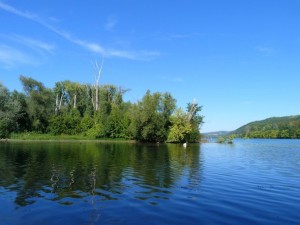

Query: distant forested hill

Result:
[202,131,230,138]
[233,115,300,139]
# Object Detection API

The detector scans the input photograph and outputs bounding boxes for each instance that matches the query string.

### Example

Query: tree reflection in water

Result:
[50,164,60,192]
[0,142,202,223]
[88,167,100,224]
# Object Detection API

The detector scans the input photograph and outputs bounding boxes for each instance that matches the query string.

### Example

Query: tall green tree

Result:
[20,75,54,132]
[0,83,22,138]
[167,102,203,143]
[104,87,130,138]
[167,108,192,143]
[186,102,203,142]
[11,91,31,132]
[129,91,176,142]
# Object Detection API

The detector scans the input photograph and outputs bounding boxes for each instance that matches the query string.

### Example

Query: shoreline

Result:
[0,139,205,144]
[0,139,137,143]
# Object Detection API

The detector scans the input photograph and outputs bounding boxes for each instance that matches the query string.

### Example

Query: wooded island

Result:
[0,76,203,142]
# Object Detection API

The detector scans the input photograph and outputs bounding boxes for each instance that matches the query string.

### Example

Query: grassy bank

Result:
[6,132,135,143]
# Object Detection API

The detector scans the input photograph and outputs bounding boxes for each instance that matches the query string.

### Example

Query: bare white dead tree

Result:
[187,98,197,122]
[55,94,59,114]
[73,83,80,109]
[59,86,64,110]
[184,99,198,148]
[55,82,65,114]
[73,93,77,109]
[93,60,103,112]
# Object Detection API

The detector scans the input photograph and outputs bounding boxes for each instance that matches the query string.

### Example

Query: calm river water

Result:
[0,139,299,225]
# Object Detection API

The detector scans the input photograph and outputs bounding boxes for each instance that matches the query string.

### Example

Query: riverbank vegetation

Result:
[0,76,203,142]
[217,135,234,144]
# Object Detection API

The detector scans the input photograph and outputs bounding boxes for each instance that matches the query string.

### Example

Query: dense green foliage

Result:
[0,77,203,142]
[233,116,300,139]
[217,135,234,144]
[0,83,25,138]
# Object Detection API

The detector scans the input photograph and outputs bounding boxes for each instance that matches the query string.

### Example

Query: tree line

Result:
[0,76,203,142]
[233,116,300,139]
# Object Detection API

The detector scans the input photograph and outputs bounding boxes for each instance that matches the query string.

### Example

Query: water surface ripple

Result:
[0,139,299,224]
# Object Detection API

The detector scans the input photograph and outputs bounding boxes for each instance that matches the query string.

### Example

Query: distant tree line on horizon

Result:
[232,116,300,139]
[0,76,203,142]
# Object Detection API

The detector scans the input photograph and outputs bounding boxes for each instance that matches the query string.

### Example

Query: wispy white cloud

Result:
[255,46,273,55]
[104,15,118,32]
[169,33,195,39]
[9,35,55,53]
[0,45,38,68]
[107,50,135,59]
[0,2,158,60]
[157,32,205,41]
[48,16,60,23]
[138,50,160,60]
[0,34,53,68]
[103,49,160,61]
[0,1,38,20]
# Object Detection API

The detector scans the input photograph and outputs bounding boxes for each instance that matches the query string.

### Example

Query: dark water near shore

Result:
[0,139,299,225]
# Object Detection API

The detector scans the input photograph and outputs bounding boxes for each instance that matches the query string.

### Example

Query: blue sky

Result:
[0,0,300,132]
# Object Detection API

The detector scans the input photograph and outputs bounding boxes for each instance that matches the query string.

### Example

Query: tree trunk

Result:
[187,99,197,122]
[93,60,103,112]
[59,90,64,110]
[95,85,99,111]
[55,94,59,114]
[73,94,77,109]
